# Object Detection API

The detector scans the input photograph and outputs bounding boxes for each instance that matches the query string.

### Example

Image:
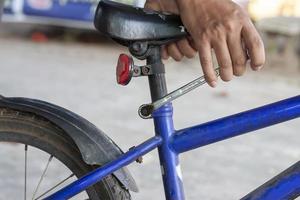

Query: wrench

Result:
[138,68,220,119]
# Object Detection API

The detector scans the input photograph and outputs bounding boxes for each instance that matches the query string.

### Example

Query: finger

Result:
[160,1,179,13]
[187,36,197,50]
[227,33,247,76]
[144,1,162,11]
[212,39,233,82]
[198,41,218,88]
[167,43,184,61]
[242,22,265,71]
[176,39,197,58]
[161,46,169,60]
[144,0,179,13]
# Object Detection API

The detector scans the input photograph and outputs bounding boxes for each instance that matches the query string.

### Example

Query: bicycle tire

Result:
[0,107,131,200]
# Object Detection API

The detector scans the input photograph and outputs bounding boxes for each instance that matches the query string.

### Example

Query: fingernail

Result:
[254,66,263,71]
[210,81,217,88]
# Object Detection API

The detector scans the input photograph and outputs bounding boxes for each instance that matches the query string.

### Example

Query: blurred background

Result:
[0,0,299,199]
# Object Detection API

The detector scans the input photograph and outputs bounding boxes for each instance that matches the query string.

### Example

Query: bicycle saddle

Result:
[94,0,187,46]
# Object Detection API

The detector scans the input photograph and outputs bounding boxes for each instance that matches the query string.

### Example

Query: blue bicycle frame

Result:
[44,94,300,200]
[43,4,300,197]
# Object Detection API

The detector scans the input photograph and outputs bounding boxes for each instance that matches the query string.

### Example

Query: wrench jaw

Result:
[138,104,155,119]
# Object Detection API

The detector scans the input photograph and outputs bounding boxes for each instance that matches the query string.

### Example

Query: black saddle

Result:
[94,0,187,46]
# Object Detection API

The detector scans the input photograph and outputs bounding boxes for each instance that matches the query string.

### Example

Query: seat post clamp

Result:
[133,63,165,77]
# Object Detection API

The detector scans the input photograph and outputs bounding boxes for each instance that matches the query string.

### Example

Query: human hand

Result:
[144,0,197,61]
[145,0,265,88]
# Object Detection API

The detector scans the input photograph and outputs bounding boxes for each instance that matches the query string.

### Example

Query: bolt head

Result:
[136,157,143,164]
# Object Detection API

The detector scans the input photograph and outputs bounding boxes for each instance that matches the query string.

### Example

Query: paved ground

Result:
[0,24,299,200]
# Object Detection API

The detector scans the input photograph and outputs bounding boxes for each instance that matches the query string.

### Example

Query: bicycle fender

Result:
[0,95,138,192]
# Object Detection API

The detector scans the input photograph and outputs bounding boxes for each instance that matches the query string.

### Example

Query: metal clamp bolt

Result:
[129,146,143,164]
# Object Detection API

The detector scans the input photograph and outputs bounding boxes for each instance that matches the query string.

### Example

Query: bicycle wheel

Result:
[0,107,131,200]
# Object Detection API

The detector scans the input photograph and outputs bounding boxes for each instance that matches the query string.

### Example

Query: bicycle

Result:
[0,1,299,199]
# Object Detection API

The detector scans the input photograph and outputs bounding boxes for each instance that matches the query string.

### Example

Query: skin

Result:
[145,0,265,87]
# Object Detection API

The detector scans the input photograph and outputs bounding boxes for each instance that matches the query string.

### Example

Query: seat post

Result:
[146,47,168,101]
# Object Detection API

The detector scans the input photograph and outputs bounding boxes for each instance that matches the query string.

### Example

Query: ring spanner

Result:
[138,68,220,119]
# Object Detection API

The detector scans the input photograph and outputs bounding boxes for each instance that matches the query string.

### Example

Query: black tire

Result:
[0,108,131,200]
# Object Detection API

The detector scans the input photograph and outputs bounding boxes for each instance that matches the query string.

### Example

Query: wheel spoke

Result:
[34,173,75,200]
[24,145,28,200]
[32,155,53,200]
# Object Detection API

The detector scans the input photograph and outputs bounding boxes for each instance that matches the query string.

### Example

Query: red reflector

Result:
[116,54,133,85]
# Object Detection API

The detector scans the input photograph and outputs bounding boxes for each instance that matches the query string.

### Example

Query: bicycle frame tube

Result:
[152,104,185,200]
[172,95,300,154]
[44,136,162,200]
[241,160,300,200]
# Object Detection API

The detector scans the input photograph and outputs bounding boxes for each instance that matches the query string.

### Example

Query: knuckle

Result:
[211,25,224,38]
[232,7,246,19]
[221,62,232,69]
[212,22,221,30]
[224,20,236,32]
[199,31,209,42]
[200,57,211,67]
[177,39,186,47]
[223,10,246,32]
